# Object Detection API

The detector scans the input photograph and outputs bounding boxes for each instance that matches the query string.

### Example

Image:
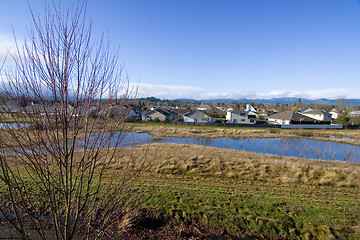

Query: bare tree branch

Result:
[0,1,139,239]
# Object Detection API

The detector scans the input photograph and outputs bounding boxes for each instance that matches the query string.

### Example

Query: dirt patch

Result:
[120,208,256,240]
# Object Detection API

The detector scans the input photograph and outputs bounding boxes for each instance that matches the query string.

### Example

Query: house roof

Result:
[197,103,211,109]
[172,108,190,115]
[1,101,22,113]
[302,110,330,115]
[143,108,178,117]
[110,106,137,118]
[159,108,178,116]
[184,110,209,118]
[0,104,10,113]
[228,109,247,114]
[268,111,316,121]
[245,104,257,112]
[299,107,313,113]
[350,111,360,116]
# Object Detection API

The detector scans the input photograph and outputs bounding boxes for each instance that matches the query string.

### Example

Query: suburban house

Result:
[37,104,57,117]
[197,103,212,111]
[183,111,214,123]
[0,101,58,118]
[267,111,317,125]
[115,106,138,120]
[96,104,138,120]
[247,111,258,118]
[226,110,255,124]
[329,109,339,120]
[350,111,360,117]
[260,109,277,117]
[142,108,178,122]
[211,108,226,119]
[299,107,313,113]
[300,110,332,121]
[171,108,191,121]
[0,101,21,117]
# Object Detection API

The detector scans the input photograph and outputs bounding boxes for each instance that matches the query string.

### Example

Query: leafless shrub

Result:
[0,1,140,239]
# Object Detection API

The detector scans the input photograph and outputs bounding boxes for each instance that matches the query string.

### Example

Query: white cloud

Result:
[133,82,359,100]
[256,88,358,100]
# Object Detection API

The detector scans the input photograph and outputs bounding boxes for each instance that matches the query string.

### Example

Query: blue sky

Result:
[1,0,360,100]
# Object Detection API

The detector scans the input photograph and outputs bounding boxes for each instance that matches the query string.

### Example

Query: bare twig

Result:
[0,1,138,239]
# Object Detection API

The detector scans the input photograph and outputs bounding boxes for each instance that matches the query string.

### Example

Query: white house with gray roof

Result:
[300,110,332,121]
[226,110,255,124]
[197,104,212,111]
[267,111,317,125]
[184,111,214,123]
[142,108,178,122]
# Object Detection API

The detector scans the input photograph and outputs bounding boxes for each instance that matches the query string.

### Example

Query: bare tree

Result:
[337,96,347,113]
[0,1,139,239]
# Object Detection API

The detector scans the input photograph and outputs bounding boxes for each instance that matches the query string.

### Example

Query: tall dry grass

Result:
[129,124,360,146]
[112,143,360,187]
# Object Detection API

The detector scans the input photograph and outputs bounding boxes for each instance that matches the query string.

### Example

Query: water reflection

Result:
[0,123,31,129]
[117,132,360,163]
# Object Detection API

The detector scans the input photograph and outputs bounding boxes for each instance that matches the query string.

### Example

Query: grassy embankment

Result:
[113,142,360,239]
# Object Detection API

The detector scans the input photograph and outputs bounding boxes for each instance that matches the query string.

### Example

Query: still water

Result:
[0,123,31,129]
[117,132,360,163]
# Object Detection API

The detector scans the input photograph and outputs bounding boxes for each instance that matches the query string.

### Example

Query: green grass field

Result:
[135,175,360,239]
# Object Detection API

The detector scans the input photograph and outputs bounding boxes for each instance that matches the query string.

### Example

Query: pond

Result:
[0,123,31,129]
[116,132,360,163]
[4,130,360,163]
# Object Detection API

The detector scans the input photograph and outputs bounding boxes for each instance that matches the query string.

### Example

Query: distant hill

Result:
[173,97,360,106]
